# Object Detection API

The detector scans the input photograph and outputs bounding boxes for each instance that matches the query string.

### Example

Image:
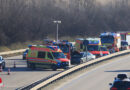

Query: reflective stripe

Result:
[27,57,57,64]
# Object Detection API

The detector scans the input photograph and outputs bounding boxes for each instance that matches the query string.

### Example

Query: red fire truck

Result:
[75,38,110,58]
[53,41,73,60]
[100,32,121,53]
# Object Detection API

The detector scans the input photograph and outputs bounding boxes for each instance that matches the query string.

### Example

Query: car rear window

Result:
[113,81,130,88]
[121,41,128,46]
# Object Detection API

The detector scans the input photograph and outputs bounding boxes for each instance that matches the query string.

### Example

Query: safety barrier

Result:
[1,47,129,90]
[22,49,130,90]
[0,49,26,56]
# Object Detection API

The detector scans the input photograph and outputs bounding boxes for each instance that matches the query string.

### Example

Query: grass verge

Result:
[0,40,42,52]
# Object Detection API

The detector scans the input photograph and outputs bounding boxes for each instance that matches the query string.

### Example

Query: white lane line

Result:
[55,55,130,90]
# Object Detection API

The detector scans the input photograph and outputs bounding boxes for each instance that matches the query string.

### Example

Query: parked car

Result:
[87,51,96,60]
[121,40,129,50]
[23,49,29,60]
[71,52,87,64]
[109,74,130,90]
[0,56,5,69]
[71,51,95,64]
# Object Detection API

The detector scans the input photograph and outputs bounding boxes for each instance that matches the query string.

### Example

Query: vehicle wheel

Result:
[80,60,83,64]
[52,65,57,71]
[30,63,35,70]
[27,62,31,68]
[2,63,5,69]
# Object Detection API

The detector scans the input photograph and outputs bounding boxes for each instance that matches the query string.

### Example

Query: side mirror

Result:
[109,83,112,86]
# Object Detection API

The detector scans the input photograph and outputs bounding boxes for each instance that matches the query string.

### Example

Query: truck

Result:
[86,38,109,58]
[119,32,130,47]
[75,38,110,58]
[53,41,73,60]
[26,45,70,71]
[100,32,121,53]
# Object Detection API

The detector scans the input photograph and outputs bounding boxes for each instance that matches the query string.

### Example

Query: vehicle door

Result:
[47,52,55,65]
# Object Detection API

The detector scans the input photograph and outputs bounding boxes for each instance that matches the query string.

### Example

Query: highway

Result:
[0,55,60,90]
[55,55,130,90]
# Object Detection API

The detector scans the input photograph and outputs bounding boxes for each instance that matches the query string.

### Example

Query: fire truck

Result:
[53,41,73,60]
[75,38,110,58]
[86,38,109,58]
[100,32,121,53]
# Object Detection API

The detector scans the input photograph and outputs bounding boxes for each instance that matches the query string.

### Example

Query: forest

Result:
[0,0,130,45]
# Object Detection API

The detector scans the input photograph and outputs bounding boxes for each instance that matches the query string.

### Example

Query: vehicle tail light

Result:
[111,87,117,90]
[127,88,130,90]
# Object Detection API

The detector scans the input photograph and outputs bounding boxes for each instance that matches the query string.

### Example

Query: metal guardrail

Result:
[1,47,129,90]
[19,50,130,90]
[0,49,26,56]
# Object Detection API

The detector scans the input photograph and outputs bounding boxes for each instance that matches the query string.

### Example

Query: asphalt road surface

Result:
[55,55,130,90]
[0,55,60,90]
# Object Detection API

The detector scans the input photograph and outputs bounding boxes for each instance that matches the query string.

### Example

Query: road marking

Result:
[55,55,130,90]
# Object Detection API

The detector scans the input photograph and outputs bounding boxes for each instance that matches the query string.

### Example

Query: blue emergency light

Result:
[88,40,99,44]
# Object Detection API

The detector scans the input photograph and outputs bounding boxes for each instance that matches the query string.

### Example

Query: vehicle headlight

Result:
[57,62,61,66]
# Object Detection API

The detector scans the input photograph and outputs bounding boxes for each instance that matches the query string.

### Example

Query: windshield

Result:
[87,52,92,55]
[121,41,128,46]
[87,45,99,51]
[101,36,114,43]
[72,53,82,58]
[100,46,108,51]
[59,45,69,53]
[80,53,85,57]
[52,52,66,59]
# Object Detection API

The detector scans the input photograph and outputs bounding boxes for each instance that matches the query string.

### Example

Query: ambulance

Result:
[26,45,70,71]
